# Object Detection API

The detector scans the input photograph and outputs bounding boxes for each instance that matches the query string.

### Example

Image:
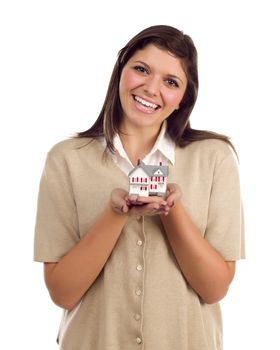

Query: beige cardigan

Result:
[34,137,245,350]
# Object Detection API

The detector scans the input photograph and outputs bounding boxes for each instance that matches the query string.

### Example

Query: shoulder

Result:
[177,139,236,164]
[188,138,233,155]
[175,139,239,175]
[47,137,102,160]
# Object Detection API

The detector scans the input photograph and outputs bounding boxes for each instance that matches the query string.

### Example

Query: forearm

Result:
[45,203,128,310]
[160,201,235,304]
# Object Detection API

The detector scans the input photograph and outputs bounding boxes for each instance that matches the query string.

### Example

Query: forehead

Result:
[127,44,187,78]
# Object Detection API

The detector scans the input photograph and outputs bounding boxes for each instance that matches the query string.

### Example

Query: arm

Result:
[160,199,235,304]
[159,145,244,304]
[44,203,128,310]
[44,189,168,310]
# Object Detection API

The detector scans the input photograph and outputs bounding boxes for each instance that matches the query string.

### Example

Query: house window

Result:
[132,177,134,183]
[155,184,157,189]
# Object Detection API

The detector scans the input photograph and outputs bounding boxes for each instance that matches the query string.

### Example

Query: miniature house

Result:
[128,160,169,197]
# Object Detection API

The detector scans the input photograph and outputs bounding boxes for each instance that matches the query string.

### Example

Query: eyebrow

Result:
[133,60,185,84]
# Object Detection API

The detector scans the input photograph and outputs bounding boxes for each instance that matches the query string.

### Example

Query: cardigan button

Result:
[136,337,142,344]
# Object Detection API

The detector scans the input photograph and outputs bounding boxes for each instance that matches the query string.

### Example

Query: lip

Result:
[132,94,162,109]
[133,99,158,114]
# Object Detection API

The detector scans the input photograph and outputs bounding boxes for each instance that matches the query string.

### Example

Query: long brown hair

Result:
[77,25,234,153]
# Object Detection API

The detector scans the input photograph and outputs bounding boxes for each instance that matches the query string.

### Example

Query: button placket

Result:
[133,215,146,347]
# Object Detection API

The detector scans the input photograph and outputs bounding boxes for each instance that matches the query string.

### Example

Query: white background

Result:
[1,0,279,349]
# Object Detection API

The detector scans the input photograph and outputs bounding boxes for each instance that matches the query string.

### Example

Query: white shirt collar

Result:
[113,121,175,166]
[148,121,175,165]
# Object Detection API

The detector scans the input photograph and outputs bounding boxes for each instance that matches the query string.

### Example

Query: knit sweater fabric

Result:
[34,137,245,350]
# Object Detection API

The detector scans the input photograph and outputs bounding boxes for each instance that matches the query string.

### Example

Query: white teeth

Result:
[134,95,158,109]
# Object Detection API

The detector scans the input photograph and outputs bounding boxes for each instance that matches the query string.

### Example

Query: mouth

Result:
[132,95,161,111]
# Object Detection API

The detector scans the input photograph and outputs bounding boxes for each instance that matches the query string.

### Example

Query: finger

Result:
[126,199,144,207]
[133,195,167,205]
[126,195,145,206]
[160,204,170,214]
[127,194,138,202]
[128,203,157,216]
[166,183,179,194]
[165,184,181,207]
[166,195,175,207]
[121,203,129,213]
[167,200,175,208]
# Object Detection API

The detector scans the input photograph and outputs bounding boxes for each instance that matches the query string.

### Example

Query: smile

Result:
[133,95,161,111]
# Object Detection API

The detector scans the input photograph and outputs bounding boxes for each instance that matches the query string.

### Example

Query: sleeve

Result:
[34,148,80,262]
[205,150,245,261]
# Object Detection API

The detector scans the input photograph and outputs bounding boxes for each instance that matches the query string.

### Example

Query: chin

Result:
[129,116,162,129]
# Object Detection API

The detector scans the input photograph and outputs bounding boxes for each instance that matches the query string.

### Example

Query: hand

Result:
[111,188,169,217]
[126,183,182,216]
[164,183,182,210]
[111,188,130,215]
[126,194,169,216]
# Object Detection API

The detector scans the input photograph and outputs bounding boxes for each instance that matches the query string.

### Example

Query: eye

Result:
[133,65,149,74]
[166,78,179,88]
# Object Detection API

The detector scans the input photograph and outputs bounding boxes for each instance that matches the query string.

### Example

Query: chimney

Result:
[159,161,162,166]
[137,159,141,165]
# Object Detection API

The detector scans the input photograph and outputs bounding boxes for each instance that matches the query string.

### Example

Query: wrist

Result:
[107,203,129,222]
[161,199,183,218]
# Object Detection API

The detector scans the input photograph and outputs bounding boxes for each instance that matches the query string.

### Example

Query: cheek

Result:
[163,90,185,108]
[119,69,142,92]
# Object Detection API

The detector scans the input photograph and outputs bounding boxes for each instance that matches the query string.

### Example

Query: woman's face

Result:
[119,44,187,132]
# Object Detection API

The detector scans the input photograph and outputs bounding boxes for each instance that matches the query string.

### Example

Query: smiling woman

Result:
[34,25,245,350]
[78,25,235,154]
[119,44,187,133]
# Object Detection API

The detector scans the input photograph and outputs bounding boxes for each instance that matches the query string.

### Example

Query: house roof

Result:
[128,160,169,177]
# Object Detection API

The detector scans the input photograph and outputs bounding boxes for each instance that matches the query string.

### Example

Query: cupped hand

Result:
[111,184,181,217]
[126,193,169,216]
[164,183,182,209]
[111,188,170,217]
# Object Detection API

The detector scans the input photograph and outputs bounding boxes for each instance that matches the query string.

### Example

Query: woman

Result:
[34,25,245,350]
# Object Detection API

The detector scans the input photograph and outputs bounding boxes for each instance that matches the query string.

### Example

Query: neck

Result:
[119,123,162,166]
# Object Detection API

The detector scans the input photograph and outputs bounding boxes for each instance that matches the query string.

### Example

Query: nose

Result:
[144,75,161,96]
